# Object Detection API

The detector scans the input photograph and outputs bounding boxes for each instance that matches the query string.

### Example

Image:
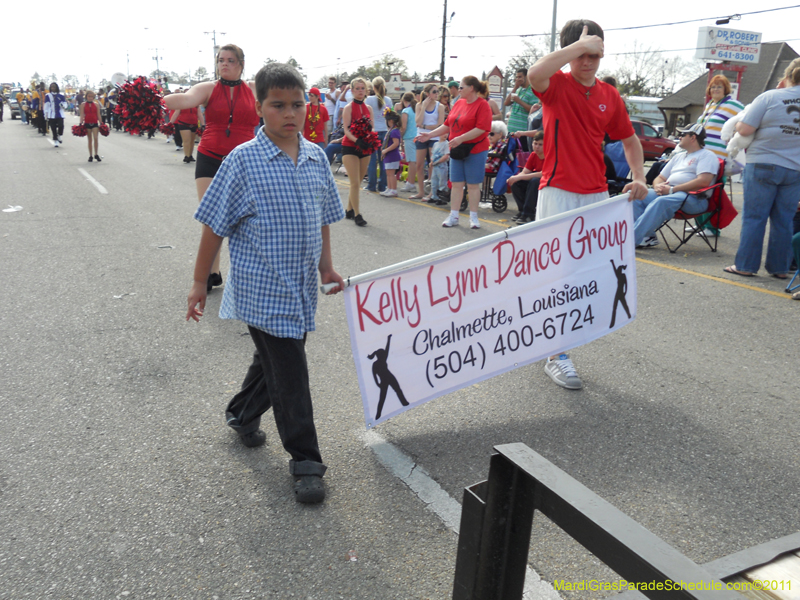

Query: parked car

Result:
[5,96,21,119]
[631,120,676,161]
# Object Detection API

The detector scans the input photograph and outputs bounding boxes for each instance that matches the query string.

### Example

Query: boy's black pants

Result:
[225,326,326,476]
[511,179,540,218]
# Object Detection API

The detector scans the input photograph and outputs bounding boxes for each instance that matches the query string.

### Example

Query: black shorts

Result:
[341,145,369,159]
[195,151,224,179]
[176,123,198,133]
[84,123,99,129]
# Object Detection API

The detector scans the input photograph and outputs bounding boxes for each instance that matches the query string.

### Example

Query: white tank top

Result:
[420,101,440,141]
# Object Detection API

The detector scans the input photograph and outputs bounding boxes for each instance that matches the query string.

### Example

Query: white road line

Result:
[77,168,109,195]
[361,428,562,600]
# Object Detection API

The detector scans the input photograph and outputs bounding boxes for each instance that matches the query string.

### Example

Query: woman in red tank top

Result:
[169,105,205,164]
[341,77,375,227]
[163,44,259,290]
[79,90,104,162]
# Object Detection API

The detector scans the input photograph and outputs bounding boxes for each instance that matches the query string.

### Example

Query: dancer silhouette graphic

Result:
[609,259,632,328]
[368,334,409,420]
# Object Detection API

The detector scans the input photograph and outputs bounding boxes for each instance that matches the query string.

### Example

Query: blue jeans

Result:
[325,142,342,165]
[429,163,448,199]
[631,189,708,246]
[367,131,387,191]
[734,163,800,275]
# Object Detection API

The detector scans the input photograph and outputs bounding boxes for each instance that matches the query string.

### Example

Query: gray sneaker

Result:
[544,354,583,390]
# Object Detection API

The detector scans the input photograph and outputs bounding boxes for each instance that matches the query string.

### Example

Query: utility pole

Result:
[550,0,558,53]
[151,49,162,80]
[204,30,226,80]
[440,0,448,84]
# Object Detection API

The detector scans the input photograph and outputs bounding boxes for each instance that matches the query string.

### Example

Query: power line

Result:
[308,37,440,71]
[446,4,800,39]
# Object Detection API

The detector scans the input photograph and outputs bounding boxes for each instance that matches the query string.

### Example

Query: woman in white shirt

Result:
[364,77,394,193]
[410,83,445,199]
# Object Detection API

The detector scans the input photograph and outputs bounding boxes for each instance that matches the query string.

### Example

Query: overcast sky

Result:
[3,0,798,91]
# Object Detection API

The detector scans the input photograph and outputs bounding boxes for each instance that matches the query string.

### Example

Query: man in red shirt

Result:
[527,19,647,390]
[507,130,546,223]
[303,87,329,147]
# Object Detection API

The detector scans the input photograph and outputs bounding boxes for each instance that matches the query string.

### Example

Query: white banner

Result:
[344,196,637,428]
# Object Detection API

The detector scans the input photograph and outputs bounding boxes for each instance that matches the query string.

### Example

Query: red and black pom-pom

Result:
[159,122,175,136]
[114,77,164,135]
[349,116,381,153]
[72,124,87,137]
[98,123,110,137]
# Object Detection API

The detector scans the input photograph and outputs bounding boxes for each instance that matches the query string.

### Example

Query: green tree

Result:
[63,75,80,91]
[194,66,209,82]
[349,54,409,82]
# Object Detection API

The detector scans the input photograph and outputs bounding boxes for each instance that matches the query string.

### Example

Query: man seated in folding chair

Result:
[626,124,719,248]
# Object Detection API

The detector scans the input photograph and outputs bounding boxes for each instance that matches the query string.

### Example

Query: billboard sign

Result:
[696,27,761,64]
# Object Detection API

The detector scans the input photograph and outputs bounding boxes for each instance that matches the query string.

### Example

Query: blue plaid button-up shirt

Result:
[195,128,345,338]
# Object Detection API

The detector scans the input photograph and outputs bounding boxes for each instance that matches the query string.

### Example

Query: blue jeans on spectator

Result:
[325,142,342,165]
[734,162,800,275]
[631,189,708,246]
[367,131,387,191]
[429,163,448,199]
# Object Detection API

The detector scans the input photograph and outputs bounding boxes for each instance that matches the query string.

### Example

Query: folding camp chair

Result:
[656,158,736,253]
[605,141,631,196]
[787,231,800,293]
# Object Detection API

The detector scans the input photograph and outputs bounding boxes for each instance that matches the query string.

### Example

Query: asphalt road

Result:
[1,117,798,600]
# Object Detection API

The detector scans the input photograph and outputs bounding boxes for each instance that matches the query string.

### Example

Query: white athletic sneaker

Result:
[386,189,398,197]
[442,214,459,228]
[470,217,481,230]
[54,140,59,147]
[379,189,392,197]
[544,354,583,390]
[402,183,416,192]
[636,236,659,248]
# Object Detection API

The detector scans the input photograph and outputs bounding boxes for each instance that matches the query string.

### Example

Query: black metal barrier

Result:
[453,443,745,600]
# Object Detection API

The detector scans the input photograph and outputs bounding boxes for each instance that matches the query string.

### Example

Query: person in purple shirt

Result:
[379,111,403,197]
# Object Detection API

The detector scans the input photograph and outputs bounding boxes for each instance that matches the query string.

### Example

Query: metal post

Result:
[440,0,447,84]
[550,0,558,53]
[473,453,536,599]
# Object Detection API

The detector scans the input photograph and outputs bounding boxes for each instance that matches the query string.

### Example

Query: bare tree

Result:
[506,36,553,80]
[604,42,706,97]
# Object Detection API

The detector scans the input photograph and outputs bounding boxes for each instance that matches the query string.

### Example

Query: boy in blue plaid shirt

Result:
[186,63,345,503]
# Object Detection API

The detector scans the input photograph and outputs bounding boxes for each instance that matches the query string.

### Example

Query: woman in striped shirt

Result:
[696,74,744,236]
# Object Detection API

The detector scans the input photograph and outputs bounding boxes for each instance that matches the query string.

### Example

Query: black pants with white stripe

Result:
[48,118,64,140]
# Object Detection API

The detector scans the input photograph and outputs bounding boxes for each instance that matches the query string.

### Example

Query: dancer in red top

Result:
[164,44,260,290]
[170,105,205,164]
[79,90,104,162]
[341,77,374,227]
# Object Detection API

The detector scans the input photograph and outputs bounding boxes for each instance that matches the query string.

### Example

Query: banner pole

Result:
[320,195,626,294]
[320,228,513,294]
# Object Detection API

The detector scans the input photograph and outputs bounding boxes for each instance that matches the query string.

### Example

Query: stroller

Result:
[456,135,519,212]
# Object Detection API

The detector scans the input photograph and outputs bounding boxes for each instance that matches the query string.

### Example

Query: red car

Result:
[631,120,676,161]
